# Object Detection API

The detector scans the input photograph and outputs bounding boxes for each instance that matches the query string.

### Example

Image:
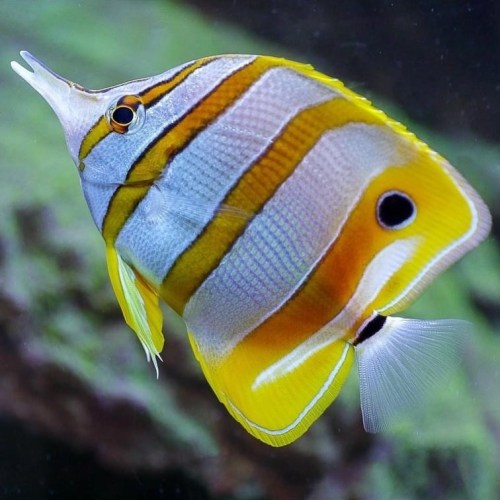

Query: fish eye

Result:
[107,95,144,134]
[376,191,416,229]
[111,106,135,126]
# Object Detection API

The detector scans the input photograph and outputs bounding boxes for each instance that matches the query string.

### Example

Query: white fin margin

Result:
[355,316,468,432]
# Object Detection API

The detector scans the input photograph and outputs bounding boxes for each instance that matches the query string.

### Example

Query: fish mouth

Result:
[11,51,73,120]
[11,51,73,90]
[11,51,43,78]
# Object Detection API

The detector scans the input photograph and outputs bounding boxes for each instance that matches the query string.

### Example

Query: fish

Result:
[11,51,491,447]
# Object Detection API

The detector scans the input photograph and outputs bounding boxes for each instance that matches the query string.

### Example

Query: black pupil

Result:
[378,192,415,228]
[112,106,135,126]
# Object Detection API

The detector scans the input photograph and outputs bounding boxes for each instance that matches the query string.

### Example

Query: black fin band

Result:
[353,314,387,346]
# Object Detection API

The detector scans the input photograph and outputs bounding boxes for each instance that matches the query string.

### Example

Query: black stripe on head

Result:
[78,58,215,161]
[121,57,258,185]
[138,58,215,108]
[101,56,261,244]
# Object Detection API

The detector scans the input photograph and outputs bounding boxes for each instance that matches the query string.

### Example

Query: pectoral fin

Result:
[188,332,354,446]
[355,316,468,432]
[106,245,164,376]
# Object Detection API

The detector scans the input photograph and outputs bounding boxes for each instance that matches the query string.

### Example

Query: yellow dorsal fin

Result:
[105,245,164,376]
[188,331,354,446]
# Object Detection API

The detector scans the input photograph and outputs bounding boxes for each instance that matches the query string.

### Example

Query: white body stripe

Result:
[81,56,256,230]
[116,67,336,283]
[185,123,411,357]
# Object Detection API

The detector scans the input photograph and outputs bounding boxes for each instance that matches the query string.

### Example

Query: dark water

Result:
[0,418,212,500]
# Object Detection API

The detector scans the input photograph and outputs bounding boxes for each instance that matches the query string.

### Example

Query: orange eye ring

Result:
[107,95,144,134]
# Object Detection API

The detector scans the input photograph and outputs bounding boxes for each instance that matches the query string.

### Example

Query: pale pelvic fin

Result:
[106,245,164,377]
[355,316,468,432]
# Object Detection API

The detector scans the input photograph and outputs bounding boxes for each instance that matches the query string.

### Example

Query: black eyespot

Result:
[111,105,135,126]
[377,191,416,229]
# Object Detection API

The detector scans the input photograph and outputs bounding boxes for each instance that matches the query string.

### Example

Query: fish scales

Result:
[82,56,255,230]
[162,98,388,313]
[102,56,268,243]
[185,124,408,356]
[118,65,335,288]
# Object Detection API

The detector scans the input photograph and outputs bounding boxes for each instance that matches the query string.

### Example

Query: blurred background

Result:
[1,0,499,498]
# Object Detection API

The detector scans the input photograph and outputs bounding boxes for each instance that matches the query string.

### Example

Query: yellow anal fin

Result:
[188,332,354,446]
[106,245,164,375]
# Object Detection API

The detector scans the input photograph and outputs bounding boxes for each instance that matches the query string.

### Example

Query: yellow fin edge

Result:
[188,332,354,446]
[268,55,440,162]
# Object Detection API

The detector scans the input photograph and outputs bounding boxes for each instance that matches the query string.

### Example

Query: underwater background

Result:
[1,0,499,498]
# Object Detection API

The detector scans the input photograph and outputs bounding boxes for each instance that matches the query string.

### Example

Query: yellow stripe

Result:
[102,57,279,245]
[78,58,210,161]
[78,116,110,163]
[161,98,386,314]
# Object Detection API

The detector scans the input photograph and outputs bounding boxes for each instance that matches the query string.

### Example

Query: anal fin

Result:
[106,245,164,376]
[188,332,354,446]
